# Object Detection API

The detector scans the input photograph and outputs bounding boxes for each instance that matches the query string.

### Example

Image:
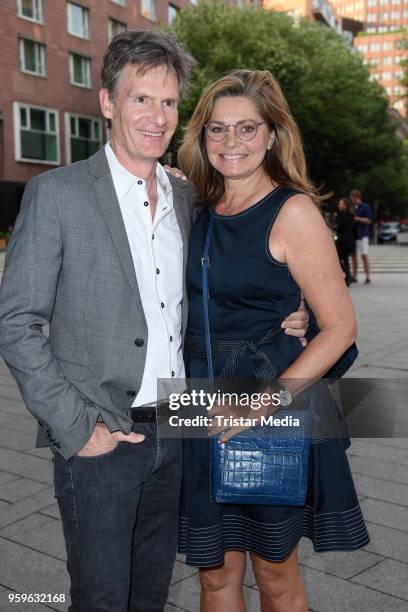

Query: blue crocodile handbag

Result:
[202,213,311,506]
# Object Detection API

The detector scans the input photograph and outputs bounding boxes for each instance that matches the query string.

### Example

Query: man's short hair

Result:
[101,29,196,100]
[349,189,362,200]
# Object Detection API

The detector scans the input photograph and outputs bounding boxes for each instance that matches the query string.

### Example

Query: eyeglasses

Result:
[204,120,267,142]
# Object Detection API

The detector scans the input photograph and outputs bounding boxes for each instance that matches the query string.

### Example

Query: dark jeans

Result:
[53,423,182,612]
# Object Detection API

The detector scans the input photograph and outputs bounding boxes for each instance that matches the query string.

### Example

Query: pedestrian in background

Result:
[349,189,372,284]
[336,197,355,286]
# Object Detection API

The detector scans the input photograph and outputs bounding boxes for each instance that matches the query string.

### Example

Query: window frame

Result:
[69,52,92,88]
[141,0,157,21]
[16,0,44,23]
[67,1,90,40]
[168,3,179,25]
[109,0,126,5]
[64,112,103,164]
[13,101,60,165]
[19,37,46,77]
[108,18,127,41]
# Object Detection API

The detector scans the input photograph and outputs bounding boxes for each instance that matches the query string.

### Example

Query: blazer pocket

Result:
[57,357,88,381]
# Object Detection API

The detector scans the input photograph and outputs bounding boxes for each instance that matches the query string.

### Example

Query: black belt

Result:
[129,401,172,424]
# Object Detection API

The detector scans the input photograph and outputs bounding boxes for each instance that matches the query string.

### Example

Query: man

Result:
[349,189,373,284]
[0,30,311,611]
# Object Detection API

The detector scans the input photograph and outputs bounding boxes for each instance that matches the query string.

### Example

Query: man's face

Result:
[100,63,180,166]
[350,194,361,206]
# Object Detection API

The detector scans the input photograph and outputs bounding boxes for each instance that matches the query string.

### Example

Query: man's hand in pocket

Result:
[77,423,145,457]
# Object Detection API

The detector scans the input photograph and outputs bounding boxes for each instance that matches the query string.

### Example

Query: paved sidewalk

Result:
[0,251,407,611]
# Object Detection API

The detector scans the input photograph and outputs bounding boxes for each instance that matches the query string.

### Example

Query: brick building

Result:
[0,0,191,226]
[263,0,407,114]
[329,0,408,114]
[264,0,342,33]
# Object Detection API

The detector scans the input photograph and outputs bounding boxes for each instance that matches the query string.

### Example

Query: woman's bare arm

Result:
[269,193,357,384]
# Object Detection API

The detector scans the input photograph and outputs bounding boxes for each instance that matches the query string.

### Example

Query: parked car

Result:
[378,222,400,243]
[399,218,408,232]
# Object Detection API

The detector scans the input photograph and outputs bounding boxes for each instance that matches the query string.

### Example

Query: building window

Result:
[168,4,179,24]
[19,38,46,76]
[141,0,157,21]
[17,0,44,22]
[13,102,59,164]
[69,53,91,87]
[110,0,126,4]
[67,2,90,39]
[366,27,377,32]
[370,43,380,51]
[382,56,393,65]
[65,113,102,163]
[108,18,127,40]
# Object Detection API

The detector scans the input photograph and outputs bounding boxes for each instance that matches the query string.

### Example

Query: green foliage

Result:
[171,1,408,213]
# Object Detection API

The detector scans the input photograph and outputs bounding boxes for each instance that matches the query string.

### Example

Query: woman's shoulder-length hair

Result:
[178,69,325,208]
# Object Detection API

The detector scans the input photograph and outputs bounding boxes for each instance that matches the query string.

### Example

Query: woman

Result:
[177,70,369,612]
[336,197,355,286]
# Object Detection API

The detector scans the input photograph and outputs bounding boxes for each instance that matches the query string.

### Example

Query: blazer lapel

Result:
[170,178,190,263]
[169,176,193,335]
[88,149,144,309]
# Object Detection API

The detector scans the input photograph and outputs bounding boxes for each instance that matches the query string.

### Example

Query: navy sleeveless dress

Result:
[178,187,369,567]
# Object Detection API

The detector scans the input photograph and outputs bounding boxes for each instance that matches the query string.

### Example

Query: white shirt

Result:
[105,143,185,406]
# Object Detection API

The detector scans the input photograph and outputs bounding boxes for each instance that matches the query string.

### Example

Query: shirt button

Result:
[161,302,165,308]
[170,335,173,342]
[171,371,175,377]
[144,201,149,207]
[137,180,143,185]
[134,338,144,347]
[152,234,155,240]
[126,390,136,397]
[156,268,160,274]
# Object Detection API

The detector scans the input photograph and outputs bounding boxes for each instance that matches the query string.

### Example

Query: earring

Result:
[267,144,272,151]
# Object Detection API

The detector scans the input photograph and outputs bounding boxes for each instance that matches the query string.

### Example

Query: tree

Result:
[171,2,408,214]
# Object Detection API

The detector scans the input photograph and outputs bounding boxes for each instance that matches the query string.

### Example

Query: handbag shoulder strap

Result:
[202,212,215,383]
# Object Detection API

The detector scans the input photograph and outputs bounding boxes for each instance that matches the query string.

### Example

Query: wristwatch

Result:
[274,382,293,407]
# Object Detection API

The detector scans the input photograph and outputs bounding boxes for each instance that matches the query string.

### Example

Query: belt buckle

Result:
[129,407,156,423]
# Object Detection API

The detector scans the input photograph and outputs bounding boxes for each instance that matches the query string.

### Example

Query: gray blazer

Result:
[0,149,196,459]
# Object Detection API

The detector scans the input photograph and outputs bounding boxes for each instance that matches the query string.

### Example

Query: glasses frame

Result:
[204,119,267,142]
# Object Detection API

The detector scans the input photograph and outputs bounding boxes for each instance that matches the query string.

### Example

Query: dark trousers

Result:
[53,423,182,612]
[336,240,354,284]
